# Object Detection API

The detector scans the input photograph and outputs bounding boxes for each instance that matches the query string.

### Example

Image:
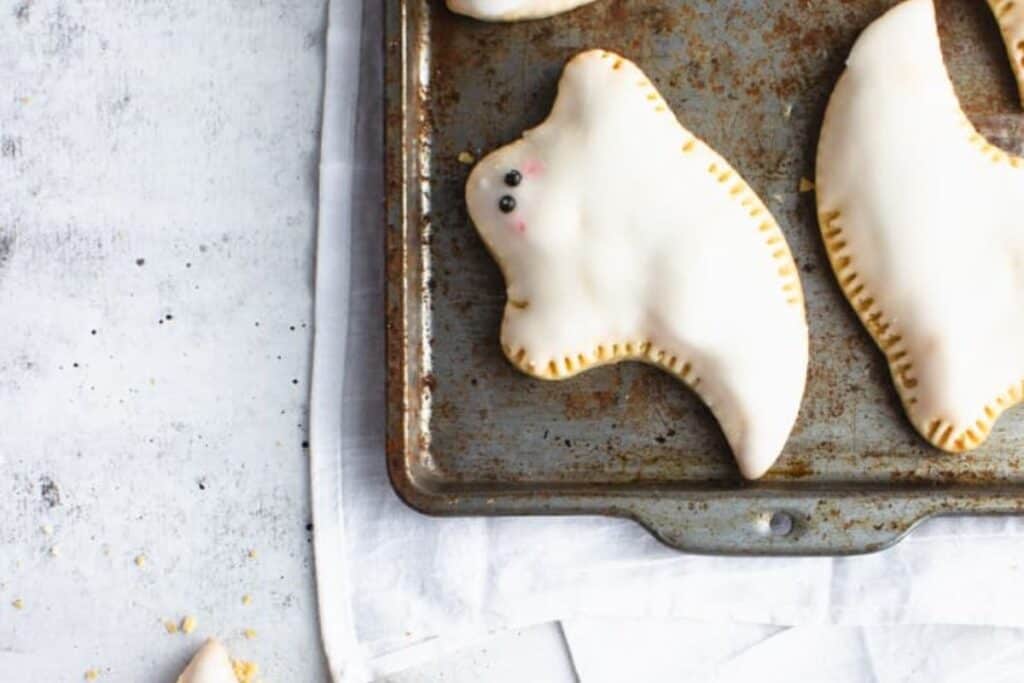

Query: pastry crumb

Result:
[164,620,178,634]
[783,103,794,119]
[181,615,197,634]
[134,554,146,568]
[84,668,99,681]
[243,628,257,640]
[232,659,259,683]
[241,594,252,606]
[12,598,23,610]
[49,545,60,557]
[457,151,476,165]
[41,524,54,536]
[799,177,816,193]
[247,549,257,560]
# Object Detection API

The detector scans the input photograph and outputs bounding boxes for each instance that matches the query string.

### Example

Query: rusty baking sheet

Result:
[385,0,1024,555]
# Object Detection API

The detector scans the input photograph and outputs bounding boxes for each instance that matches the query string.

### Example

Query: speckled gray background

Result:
[1,0,330,680]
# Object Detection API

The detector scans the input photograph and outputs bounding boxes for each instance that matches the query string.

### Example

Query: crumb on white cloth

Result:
[181,615,197,634]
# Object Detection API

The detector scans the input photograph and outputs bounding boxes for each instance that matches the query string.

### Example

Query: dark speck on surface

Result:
[655,435,666,444]
[90,329,97,335]
[165,314,173,321]
[1,136,22,158]
[197,479,206,491]
[301,441,309,449]
[291,378,299,385]
[564,439,572,448]
[15,2,29,22]
[305,522,313,532]
[135,258,145,266]
[39,476,61,508]
[0,231,14,271]
[199,244,208,253]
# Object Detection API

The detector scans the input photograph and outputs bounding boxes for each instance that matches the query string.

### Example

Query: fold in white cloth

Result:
[311,1,1024,680]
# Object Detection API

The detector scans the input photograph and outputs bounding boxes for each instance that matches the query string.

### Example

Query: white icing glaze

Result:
[176,639,237,683]
[446,0,596,21]
[988,0,1024,106]
[466,50,809,479]
[816,0,1024,452]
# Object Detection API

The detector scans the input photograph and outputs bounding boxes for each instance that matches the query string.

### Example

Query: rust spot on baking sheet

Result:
[766,459,815,480]
[563,386,620,420]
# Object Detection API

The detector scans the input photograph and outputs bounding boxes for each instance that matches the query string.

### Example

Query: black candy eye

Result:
[498,195,516,213]
[504,170,522,187]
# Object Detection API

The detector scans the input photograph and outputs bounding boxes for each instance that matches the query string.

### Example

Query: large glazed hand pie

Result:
[816,0,1024,452]
[446,0,596,21]
[466,50,809,479]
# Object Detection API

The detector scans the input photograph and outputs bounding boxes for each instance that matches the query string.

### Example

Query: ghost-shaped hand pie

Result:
[466,50,809,480]
[816,0,1024,452]
[446,0,597,21]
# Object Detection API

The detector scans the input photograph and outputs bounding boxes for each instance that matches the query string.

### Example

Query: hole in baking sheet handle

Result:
[760,511,794,537]
[769,511,794,536]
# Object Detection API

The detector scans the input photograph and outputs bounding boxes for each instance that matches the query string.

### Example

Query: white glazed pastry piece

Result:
[988,0,1024,106]
[466,50,809,479]
[816,0,1024,452]
[446,0,596,21]
[177,639,237,683]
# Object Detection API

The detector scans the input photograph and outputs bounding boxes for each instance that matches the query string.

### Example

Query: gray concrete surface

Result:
[1,1,330,680]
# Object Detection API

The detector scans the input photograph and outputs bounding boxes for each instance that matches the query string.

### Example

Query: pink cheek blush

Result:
[522,160,545,177]
[514,220,526,234]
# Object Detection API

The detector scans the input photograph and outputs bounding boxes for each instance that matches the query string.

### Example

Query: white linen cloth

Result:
[311,1,1024,680]
[562,621,1024,683]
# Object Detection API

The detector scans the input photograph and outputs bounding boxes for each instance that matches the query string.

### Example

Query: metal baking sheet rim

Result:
[383,0,1024,556]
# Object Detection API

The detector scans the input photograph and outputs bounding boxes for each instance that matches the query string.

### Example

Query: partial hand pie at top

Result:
[817,0,1024,452]
[466,50,809,479]
[446,0,596,21]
